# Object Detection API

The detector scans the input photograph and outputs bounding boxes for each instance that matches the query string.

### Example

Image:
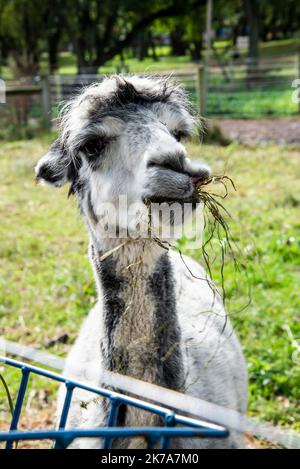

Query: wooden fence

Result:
[2,70,203,130]
[1,58,300,131]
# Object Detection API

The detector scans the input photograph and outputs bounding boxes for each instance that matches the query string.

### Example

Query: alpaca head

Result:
[36,76,210,241]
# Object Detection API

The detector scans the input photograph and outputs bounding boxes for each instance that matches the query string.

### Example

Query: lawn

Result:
[0,135,299,437]
[207,87,298,118]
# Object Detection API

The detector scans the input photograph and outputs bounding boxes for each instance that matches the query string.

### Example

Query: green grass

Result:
[208,87,298,118]
[260,38,300,59]
[50,38,300,76]
[52,38,300,77]
[186,142,300,428]
[56,50,194,76]
[0,136,299,433]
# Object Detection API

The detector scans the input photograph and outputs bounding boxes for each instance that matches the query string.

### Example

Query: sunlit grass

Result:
[185,141,300,428]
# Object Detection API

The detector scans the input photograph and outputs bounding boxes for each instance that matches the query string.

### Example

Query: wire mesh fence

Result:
[0,355,228,449]
[38,60,300,120]
[207,59,299,118]
[47,71,199,118]
[0,58,299,138]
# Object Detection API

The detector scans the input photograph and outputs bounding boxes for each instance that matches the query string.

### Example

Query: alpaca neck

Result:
[90,238,184,390]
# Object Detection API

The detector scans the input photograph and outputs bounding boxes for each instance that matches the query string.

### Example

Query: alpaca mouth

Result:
[191,176,205,187]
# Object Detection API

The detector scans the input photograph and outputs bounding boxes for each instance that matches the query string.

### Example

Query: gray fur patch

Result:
[91,244,183,392]
[148,253,184,390]
[90,244,127,372]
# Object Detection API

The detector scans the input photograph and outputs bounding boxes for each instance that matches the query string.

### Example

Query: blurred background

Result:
[0,0,299,448]
[1,0,300,138]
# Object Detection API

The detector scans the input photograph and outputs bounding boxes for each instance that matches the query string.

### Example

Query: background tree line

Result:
[0,0,299,77]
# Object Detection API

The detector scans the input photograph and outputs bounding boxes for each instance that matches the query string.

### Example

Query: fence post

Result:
[53,74,62,103]
[41,76,51,131]
[197,65,207,116]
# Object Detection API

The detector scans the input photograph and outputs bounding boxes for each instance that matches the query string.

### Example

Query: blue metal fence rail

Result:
[0,355,229,449]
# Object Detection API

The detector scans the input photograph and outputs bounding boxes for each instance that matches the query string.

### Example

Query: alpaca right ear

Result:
[35,139,69,187]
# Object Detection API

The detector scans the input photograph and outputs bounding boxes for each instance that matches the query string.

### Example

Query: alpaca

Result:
[35,75,247,449]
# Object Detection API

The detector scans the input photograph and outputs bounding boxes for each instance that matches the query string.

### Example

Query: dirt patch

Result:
[0,402,55,449]
[216,118,300,145]
[246,434,280,449]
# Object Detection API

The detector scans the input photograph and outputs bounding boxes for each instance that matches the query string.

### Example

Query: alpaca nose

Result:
[184,159,211,181]
[147,151,186,173]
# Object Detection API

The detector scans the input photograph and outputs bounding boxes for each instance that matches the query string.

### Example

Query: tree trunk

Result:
[243,0,259,81]
[149,31,158,62]
[76,35,98,75]
[0,37,9,62]
[170,27,187,56]
[190,40,203,61]
[48,32,61,73]
[137,32,149,61]
[12,51,39,77]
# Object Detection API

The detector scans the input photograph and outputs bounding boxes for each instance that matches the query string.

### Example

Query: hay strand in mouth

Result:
[195,174,251,315]
[195,175,237,299]
[146,174,251,312]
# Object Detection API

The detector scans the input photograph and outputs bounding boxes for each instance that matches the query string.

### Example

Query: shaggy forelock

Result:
[58,75,194,149]
[85,76,191,117]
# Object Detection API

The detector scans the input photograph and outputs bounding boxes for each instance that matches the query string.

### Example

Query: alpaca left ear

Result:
[35,139,69,187]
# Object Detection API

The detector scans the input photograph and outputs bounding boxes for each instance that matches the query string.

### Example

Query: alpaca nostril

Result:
[184,159,211,181]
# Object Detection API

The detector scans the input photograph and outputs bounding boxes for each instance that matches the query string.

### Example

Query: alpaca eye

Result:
[173,132,183,142]
[81,139,106,158]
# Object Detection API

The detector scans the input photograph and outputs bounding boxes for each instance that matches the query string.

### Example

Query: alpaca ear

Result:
[35,139,69,187]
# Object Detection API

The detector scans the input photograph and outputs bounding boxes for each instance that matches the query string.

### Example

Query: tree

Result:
[0,0,72,75]
[43,1,71,73]
[170,24,187,57]
[259,0,300,40]
[184,3,206,60]
[65,0,204,74]
[243,0,259,68]
[0,2,8,71]
[0,0,45,76]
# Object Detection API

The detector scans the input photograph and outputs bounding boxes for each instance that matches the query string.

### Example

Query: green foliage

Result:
[1,0,300,77]
[0,0,47,75]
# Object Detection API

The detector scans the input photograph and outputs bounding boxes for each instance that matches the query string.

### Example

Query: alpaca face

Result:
[36,76,210,239]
